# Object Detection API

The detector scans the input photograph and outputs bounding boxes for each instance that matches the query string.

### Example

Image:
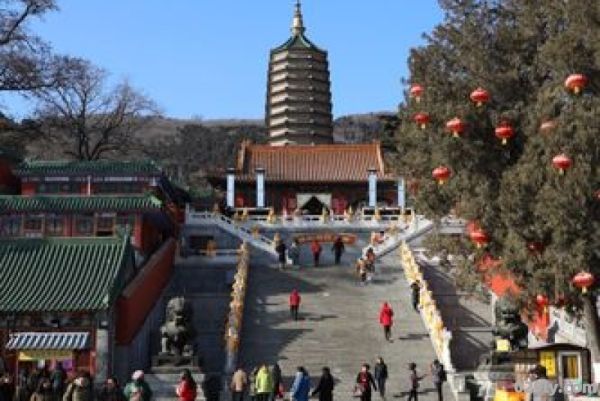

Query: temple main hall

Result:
[213,1,403,215]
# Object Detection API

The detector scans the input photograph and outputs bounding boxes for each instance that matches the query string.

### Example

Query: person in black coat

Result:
[311,367,334,401]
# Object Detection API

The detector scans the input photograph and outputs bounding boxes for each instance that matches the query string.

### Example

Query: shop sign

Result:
[294,233,357,244]
[539,351,557,378]
[19,350,73,361]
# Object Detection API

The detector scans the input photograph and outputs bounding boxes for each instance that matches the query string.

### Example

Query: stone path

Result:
[239,242,454,401]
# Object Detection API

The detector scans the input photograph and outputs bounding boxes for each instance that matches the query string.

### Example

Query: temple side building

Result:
[266,0,333,145]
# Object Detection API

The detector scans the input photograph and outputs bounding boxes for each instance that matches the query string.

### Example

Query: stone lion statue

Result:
[493,296,528,351]
[160,297,194,357]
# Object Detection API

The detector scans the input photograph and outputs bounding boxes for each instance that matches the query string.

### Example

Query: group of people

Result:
[275,237,346,270]
[0,365,153,401]
[224,358,445,401]
[356,247,377,285]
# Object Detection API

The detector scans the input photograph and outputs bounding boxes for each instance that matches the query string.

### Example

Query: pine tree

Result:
[395,0,600,358]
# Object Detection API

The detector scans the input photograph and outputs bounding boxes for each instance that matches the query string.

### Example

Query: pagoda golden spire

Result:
[292,0,305,35]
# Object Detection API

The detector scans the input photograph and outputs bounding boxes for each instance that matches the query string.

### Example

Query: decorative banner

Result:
[19,350,73,361]
[294,233,357,245]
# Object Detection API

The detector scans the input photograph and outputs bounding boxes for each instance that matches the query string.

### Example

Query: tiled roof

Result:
[236,142,394,183]
[0,236,130,312]
[272,33,325,53]
[15,160,162,177]
[0,194,162,213]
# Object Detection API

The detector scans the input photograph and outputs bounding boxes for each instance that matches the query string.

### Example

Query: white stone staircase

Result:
[185,211,279,257]
[361,215,434,259]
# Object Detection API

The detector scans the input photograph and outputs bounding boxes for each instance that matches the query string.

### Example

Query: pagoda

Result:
[266,0,333,145]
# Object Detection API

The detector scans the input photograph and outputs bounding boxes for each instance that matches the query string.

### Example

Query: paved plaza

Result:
[239,243,454,401]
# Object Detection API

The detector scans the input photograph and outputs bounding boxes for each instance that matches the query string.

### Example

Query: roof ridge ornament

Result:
[292,0,305,36]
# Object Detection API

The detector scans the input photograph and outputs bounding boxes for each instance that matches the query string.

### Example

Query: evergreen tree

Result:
[395,0,600,357]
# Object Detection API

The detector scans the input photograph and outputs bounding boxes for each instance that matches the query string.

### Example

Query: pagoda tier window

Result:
[74,214,93,236]
[0,216,21,237]
[45,214,64,237]
[38,182,80,194]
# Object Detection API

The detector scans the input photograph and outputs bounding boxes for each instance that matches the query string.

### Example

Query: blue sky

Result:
[8,1,443,120]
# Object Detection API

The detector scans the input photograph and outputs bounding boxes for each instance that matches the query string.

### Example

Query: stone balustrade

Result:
[400,242,454,372]
[224,242,250,374]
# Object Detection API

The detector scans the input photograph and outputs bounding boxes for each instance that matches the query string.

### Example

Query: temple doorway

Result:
[297,193,331,215]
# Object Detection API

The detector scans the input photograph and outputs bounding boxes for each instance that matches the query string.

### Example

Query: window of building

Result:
[94,182,144,194]
[96,214,116,236]
[74,214,93,236]
[23,215,43,232]
[45,214,64,237]
[116,214,135,232]
[0,216,21,237]
[38,182,79,194]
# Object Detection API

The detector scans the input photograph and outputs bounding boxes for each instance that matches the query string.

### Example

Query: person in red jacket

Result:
[311,240,322,267]
[379,302,394,342]
[176,369,197,401]
[289,289,301,321]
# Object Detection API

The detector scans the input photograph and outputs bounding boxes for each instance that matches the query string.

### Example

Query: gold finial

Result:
[292,0,305,36]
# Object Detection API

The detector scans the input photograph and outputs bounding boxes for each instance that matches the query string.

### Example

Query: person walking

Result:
[248,368,259,401]
[290,367,310,401]
[289,289,301,321]
[310,240,322,267]
[124,370,152,401]
[374,357,388,400]
[407,363,425,401]
[230,367,248,401]
[254,364,273,401]
[430,360,446,401]
[332,236,345,265]
[275,240,287,270]
[270,364,282,401]
[356,259,368,285]
[202,374,221,401]
[97,377,125,401]
[31,379,53,401]
[379,302,394,342]
[355,364,377,401]
[410,281,421,312]
[50,363,65,401]
[176,369,197,401]
[311,367,334,401]
[288,239,300,267]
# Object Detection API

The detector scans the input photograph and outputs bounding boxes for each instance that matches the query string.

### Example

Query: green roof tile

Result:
[0,236,131,312]
[272,33,326,53]
[15,160,162,177]
[0,194,163,213]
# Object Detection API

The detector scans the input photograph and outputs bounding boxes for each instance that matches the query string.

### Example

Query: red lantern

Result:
[410,84,424,103]
[565,74,588,95]
[470,87,490,107]
[446,117,465,138]
[552,154,572,175]
[432,166,451,185]
[469,229,489,249]
[539,120,557,134]
[495,123,515,145]
[536,294,549,314]
[413,112,430,129]
[572,271,594,294]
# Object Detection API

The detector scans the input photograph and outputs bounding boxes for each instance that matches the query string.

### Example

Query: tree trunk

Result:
[582,295,600,365]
